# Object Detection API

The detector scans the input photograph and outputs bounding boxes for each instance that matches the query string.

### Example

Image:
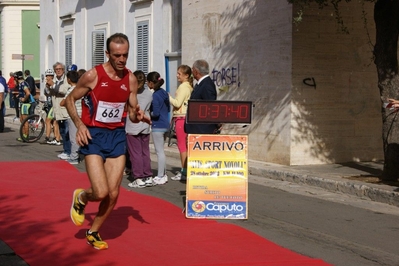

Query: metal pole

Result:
[21,54,25,72]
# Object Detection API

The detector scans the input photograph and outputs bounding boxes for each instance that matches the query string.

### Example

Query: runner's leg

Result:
[83,154,125,232]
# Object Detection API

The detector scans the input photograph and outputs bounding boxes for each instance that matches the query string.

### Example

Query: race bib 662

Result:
[95,101,125,123]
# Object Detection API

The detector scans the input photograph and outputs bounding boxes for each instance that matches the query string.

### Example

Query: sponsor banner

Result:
[186,200,247,219]
[186,134,248,219]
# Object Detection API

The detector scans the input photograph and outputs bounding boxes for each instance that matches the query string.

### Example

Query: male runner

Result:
[65,33,150,250]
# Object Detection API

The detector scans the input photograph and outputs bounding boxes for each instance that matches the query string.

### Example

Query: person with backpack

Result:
[24,70,36,98]
[24,70,37,113]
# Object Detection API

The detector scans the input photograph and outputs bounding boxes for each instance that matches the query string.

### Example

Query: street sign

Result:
[12,54,34,60]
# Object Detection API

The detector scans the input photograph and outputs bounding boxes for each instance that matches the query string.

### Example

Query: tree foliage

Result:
[288,0,376,33]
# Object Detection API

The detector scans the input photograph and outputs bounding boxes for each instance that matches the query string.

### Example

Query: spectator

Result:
[169,65,193,181]
[67,64,78,72]
[126,70,154,188]
[0,79,4,132]
[24,70,36,99]
[48,62,71,159]
[61,70,81,164]
[0,71,8,117]
[78,69,86,78]
[7,72,16,109]
[40,69,59,145]
[147,71,170,185]
[184,59,218,134]
[11,73,20,119]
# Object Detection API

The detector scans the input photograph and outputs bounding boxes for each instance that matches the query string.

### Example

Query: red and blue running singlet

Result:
[81,65,131,129]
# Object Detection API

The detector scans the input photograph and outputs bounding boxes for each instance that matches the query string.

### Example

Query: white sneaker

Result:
[58,152,70,160]
[153,175,168,185]
[128,178,146,188]
[171,172,186,181]
[144,177,156,187]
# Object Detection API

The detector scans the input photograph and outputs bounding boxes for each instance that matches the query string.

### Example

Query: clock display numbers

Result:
[186,100,252,124]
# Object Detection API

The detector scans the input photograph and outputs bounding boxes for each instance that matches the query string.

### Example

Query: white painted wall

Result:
[39,0,172,93]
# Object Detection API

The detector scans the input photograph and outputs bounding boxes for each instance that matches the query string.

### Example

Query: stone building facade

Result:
[182,0,382,165]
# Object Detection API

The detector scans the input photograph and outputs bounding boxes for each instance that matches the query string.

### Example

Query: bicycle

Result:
[19,100,50,143]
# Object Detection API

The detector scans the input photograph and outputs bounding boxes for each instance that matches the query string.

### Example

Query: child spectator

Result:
[147,71,170,185]
[61,70,82,164]
[126,70,154,188]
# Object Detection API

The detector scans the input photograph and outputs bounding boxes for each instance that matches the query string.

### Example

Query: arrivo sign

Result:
[186,100,253,124]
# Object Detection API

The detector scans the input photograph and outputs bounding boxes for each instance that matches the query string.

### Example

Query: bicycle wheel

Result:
[19,114,45,143]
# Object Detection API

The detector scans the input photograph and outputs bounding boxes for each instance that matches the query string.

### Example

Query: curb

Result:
[249,166,399,208]
[162,146,399,208]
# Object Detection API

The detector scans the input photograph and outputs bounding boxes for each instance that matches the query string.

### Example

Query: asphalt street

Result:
[1,111,399,265]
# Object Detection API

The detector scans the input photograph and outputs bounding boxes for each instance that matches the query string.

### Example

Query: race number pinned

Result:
[95,101,125,123]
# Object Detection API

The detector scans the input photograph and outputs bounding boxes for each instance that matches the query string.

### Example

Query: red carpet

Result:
[0,161,330,266]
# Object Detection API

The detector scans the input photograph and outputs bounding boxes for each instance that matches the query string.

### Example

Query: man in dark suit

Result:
[185,59,218,134]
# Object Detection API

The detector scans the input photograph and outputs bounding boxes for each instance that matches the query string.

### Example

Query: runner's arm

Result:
[65,69,96,145]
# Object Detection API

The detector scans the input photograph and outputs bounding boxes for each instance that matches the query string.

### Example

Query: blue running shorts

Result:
[79,127,126,161]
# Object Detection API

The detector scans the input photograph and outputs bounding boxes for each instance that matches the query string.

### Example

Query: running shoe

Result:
[128,178,146,188]
[66,158,80,165]
[171,171,186,181]
[70,189,85,226]
[86,230,108,250]
[153,175,168,185]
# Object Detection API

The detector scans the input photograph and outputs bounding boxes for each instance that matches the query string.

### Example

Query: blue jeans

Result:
[58,119,71,155]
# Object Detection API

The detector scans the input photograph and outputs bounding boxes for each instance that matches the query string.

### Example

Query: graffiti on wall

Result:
[212,63,241,88]
[303,77,316,89]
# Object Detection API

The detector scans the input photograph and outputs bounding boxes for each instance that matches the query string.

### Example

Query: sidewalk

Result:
[4,106,399,208]
[162,145,399,207]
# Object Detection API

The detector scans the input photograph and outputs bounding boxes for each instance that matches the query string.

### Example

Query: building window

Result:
[137,21,149,74]
[65,34,72,67]
[92,30,106,67]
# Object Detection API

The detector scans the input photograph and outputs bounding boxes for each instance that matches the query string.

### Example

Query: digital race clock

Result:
[186,100,253,124]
